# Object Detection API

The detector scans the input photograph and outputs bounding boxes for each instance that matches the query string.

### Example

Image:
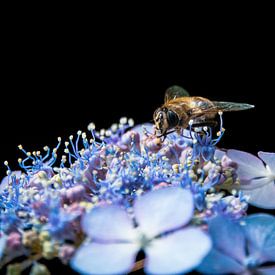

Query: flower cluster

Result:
[0,117,274,274]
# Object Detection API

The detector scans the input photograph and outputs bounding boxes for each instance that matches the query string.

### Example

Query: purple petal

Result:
[256,266,275,275]
[197,248,245,274]
[82,205,137,241]
[144,228,211,274]
[227,149,267,179]
[208,215,246,262]
[71,242,139,275]
[258,151,275,173]
[134,187,193,238]
[243,214,275,262]
[242,182,275,209]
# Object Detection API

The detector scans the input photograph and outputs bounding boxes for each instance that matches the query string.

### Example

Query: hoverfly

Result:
[153,86,254,138]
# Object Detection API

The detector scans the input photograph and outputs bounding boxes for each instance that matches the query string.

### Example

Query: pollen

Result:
[120,117,127,124]
[88,122,96,131]
[189,119,194,126]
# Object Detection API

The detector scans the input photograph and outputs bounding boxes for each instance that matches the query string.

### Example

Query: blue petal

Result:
[258,151,275,173]
[144,228,211,274]
[134,187,194,238]
[71,242,139,275]
[256,266,275,275]
[197,248,245,274]
[82,205,137,242]
[202,146,215,161]
[208,215,246,262]
[243,214,275,263]
[0,171,22,193]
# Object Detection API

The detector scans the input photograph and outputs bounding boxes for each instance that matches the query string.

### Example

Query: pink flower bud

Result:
[59,244,75,264]
[7,232,21,250]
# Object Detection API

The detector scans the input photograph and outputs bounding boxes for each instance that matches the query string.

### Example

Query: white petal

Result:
[71,242,139,275]
[242,181,275,209]
[227,149,267,179]
[82,205,137,241]
[134,187,193,238]
[144,228,211,274]
[258,151,275,174]
[239,177,271,190]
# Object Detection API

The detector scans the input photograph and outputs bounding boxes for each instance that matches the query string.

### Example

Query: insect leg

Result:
[191,120,218,128]
[157,130,176,139]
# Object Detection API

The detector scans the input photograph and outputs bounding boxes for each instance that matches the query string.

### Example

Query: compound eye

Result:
[167,110,179,127]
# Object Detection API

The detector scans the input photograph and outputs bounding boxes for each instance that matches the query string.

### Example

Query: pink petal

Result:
[144,228,211,274]
[82,205,137,241]
[134,187,193,238]
[71,242,139,275]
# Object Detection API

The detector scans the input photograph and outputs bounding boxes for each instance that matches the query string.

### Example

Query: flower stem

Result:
[130,259,145,273]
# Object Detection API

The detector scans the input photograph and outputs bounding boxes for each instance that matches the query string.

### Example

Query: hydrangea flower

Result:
[198,214,275,274]
[1,115,274,274]
[227,150,275,209]
[71,186,211,274]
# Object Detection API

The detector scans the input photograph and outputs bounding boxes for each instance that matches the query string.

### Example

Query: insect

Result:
[153,85,254,138]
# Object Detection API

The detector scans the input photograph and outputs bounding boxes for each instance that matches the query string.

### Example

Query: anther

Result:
[128,118,134,127]
[88,123,96,131]
[120,117,127,124]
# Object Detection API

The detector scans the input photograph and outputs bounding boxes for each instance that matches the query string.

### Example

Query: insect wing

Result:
[211,101,255,112]
[164,85,190,102]
[188,100,254,116]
